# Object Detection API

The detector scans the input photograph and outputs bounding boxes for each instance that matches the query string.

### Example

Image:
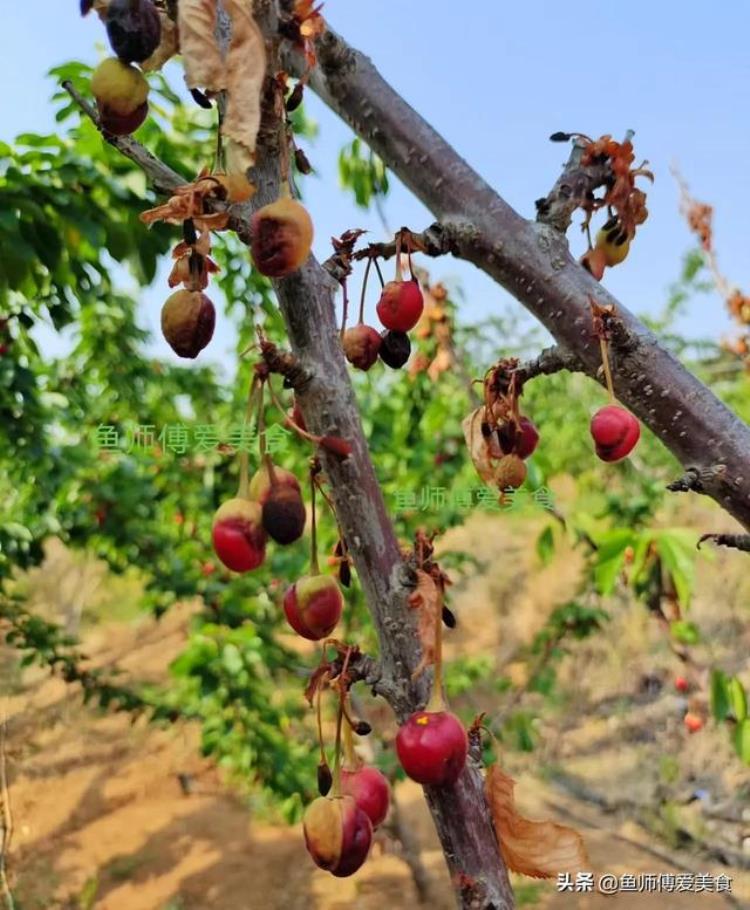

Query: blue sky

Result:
[4,1,750,363]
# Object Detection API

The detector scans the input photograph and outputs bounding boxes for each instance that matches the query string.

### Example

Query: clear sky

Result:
[4,1,750,363]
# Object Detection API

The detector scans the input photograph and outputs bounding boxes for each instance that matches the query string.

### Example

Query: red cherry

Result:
[341,766,390,828]
[674,676,689,694]
[200,561,216,576]
[376,280,424,332]
[396,710,468,786]
[516,416,539,459]
[590,405,640,462]
[684,712,704,734]
[211,499,266,572]
[283,574,343,640]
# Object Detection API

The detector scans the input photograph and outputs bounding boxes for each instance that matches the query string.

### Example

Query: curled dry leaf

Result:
[142,8,180,72]
[462,408,497,486]
[178,0,266,174]
[178,0,225,92]
[139,174,231,231]
[485,764,588,879]
[408,569,441,679]
[221,0,267,173]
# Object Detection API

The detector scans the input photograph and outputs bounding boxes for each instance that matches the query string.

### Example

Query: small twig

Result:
[513,345,584,384]
[61,80,185,197]
[667,464,726,496]
[697,533,750,553]
[60,79,255,245]
[0,709,14,910]
[350,223,453,263]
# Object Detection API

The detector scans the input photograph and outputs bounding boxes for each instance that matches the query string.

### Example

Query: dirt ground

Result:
[4,507,750,909]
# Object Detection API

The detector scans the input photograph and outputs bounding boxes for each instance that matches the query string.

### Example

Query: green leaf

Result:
[670,620,700,646]
[734,719,750,765]
[710,669,730,722]
[593,529,635,594]
[728,677,748,722]
[535,524,555,566]
[656,529,697,608]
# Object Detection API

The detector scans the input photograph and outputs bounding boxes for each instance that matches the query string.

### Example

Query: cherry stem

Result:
[358,256,373,325]
[372,257,385,288]
[404,233,415,281]
[310,468,320,575]
[316,680,327,764]
[599,337,616,402]
[213,104,225,173]
[426,598,445,713]
[256,380,278,486]
[237,376,259,498]
[340,279,350,340]
[394,233,403,282]
[342,700,358,768]
[332,693,344,797]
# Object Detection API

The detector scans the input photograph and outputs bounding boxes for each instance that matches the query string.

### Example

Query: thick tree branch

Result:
[250,20,512,907]
[284,26,750,531]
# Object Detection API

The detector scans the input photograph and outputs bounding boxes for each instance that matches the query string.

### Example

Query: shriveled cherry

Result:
[342,324,381,371]
[516,416,539,459]
[379,330,411,369]
[249,463,301,504]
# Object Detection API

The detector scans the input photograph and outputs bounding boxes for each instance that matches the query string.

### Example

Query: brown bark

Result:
[244,15,514,906]
[282,25,750,532]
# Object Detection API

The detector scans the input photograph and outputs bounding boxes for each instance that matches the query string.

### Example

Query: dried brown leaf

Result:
[221,0,267,172]
[178,0,226,92]
[485,765,588,879]
[408,569,441,679]
[461,408,496,486]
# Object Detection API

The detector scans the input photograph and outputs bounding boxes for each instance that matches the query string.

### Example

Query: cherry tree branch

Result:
[247,15,513,905]
[283,25,750,531]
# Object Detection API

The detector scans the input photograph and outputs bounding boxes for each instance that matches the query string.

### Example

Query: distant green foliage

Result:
[2,57,749,818]
[338,137,389,209]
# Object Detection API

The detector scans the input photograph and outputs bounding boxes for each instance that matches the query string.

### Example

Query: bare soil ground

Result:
[4,506,750,909]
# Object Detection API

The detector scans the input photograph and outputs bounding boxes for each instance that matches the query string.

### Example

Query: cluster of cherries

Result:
[342,254,425,372]
[212,458,346,640]
[212,451,469,878]
[84,0,161,135]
